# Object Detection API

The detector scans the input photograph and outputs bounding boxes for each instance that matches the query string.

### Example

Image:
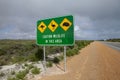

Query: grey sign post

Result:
[43,46,46,72]
[64,46,66,72]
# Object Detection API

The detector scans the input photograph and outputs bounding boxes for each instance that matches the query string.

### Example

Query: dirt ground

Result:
[39,41,120,80]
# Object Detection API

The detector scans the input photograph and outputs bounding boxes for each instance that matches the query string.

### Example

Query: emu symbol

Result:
[51,23,56,29]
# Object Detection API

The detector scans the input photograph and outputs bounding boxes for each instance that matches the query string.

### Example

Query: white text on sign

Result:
[42,34,65,39]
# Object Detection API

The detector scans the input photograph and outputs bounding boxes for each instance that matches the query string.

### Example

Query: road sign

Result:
[60,18,72,31]
[37,15,74,46]
[48,20,58,32]
[38,22,47,33]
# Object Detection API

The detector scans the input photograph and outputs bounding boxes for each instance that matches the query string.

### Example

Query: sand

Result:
[38,41,120,80]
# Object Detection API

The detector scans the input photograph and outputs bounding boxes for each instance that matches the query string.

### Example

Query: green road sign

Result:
[36,15,74,46]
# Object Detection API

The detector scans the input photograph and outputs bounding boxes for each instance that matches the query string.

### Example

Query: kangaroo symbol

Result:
[40,25,44,29]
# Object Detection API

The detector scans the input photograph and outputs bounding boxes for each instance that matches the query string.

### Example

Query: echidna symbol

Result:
[62,22,70,27]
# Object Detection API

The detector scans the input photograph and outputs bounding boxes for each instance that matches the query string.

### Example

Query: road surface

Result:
[40,41,120,80]
[102,41,120,51]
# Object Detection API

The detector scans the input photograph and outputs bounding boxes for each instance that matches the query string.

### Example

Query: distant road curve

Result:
[101,41,120,51]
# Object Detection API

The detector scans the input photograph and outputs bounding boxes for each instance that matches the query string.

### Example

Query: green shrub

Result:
[12,56,25,64]
[31,67,40,75]
[66,49,74,57]
[28,53,38,62]
[0,66,2,69]
[16,69,28,79]
[11,71,15,75]
[0,72,5,77]
[73,48,79,55]
[53,57,60,64]
[0,60,7,66]
[28,64,34,70]
[0,49,5,56]
[25,68,29,74]
[46,61,53,67]
[22,66,26,69]
[7,77,17,80]
[24,63,28,67]
[66,48,79,57]
[58,55,64,61]
[35,48,44,60]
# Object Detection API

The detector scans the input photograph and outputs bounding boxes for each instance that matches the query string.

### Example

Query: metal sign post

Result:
[64,46,66,72]
[43,46,46,72]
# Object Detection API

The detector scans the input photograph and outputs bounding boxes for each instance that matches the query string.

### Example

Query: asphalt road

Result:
[102,41,120,51]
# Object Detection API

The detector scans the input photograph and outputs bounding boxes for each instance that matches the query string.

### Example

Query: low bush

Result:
[66,48,79,57]
[16,69,28,79]
[7,76,17,80]
[11,71,15,75]
[25,68,29,74]
[58,55,64,61]
[0,66,2,69]
[31,67,40,75]
[53,57,60,64]
[66,49,74,57]
[0,72,5,77]
[28,64,34,70]
[46,61,53,67]
[0,60,7,66]
[22,66,25,69]
[0,49,5,56]
[35,48,44,60]
[24,63,28,67]
[28,53,38,62]
[73,48,79,55]
[11,56,26,64]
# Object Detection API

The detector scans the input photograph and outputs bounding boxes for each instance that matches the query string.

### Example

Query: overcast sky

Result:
[0,0,120,40]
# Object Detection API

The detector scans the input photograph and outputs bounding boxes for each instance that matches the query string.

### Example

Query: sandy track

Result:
[40,41,120,80]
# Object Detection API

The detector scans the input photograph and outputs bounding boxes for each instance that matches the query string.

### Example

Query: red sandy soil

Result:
[39,41,120,80]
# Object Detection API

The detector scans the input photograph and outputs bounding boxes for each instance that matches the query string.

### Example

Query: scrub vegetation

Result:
[0,40,93,66]
[0,40,92,80]
[107,38,120,42]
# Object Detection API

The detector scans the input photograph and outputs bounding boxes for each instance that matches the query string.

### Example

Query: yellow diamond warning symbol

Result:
[38,22,47,33]
[48,20,58,32]
[60,18,72,31]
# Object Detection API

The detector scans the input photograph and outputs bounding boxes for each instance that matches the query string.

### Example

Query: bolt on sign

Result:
[36,15,74,46]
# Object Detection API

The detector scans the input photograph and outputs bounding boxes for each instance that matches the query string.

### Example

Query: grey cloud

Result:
[0,32,35,39]
[0,0,120,40]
